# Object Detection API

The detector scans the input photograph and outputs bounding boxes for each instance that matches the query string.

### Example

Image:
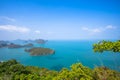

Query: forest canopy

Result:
[93,40,120,53]
[0,59,120,80]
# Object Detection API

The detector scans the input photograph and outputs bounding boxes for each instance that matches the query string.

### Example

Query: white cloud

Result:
[92,29,101,33]
[105,25,116,29]
[0,16,16,22]
[81,27,101,33]
[0,25,30,33]
[35,30,41,34]
[81,25,116,34]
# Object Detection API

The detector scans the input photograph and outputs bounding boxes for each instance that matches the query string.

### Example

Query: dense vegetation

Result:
[93,40,120,53]
[0,59,120,80]
[25,47,55,56]
[0,40,120,80]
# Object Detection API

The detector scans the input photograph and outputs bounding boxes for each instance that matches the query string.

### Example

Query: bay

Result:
[0,40,120,71]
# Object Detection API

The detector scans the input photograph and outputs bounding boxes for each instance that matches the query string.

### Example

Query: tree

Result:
[93,40,120,53]
[93,40,120,80]
[53,63,93,80]
[93,67,120,80]
[1,40,120,80]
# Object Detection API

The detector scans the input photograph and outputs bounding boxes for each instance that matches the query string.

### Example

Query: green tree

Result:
[93,40,120,80]
[1,40,120,80]
[93,40,120,53]
[54,63,93,80]
[93,67,120,80]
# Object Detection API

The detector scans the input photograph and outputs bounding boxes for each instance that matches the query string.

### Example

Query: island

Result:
[23,43,33,47]
[0,39,47,48]
[7,43,23,48]
[8,43,34,48]
[25,47,55,56]
[35,39,47,44]
[0,41,8,48]
[0,41,34,48]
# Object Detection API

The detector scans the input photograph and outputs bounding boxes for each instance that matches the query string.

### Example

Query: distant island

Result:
[0,41,9,48]
[8,43,34,48]
[0,39,55,56]
[0,39,47,48]
[25,47,55,56]
[18,39,47,44]
[14,39,47,44]
[0,41,33,48]
[35,39,47,44]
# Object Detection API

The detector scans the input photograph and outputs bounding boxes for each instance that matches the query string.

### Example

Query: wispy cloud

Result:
[82,27,101,33]
[105,25,116,29]
[35,30,41,34]
[0,16,16,22]
[0,25,30,33]
[81,25,116,34]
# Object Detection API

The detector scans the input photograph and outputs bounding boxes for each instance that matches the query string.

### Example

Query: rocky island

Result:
[0,39,47,48]
[25,47,55,56]
[23,43,33,47]
[0,41,34,48]
[35,39,47,44]
[7,43,23,48]
[8,43,34,48]
[0,41,8,48]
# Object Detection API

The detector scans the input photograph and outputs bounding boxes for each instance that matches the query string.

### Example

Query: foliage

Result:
[93,40,120,53]
[93,67,120,80]
[53,63,93,80]
[0,60,120,80]
[0,40,120,80]
[25,47,55,56]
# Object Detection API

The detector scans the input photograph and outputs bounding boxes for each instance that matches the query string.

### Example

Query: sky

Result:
[0,0,120,40]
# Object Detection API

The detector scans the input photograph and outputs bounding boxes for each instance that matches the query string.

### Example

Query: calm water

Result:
[0,40,120,71]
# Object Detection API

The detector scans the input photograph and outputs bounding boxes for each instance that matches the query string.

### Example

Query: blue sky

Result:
[0,0,120,40]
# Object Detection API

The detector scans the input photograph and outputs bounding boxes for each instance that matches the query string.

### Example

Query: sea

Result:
[0,40,120,71]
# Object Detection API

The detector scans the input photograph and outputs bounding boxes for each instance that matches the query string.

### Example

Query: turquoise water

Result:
[0,40,120,71]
